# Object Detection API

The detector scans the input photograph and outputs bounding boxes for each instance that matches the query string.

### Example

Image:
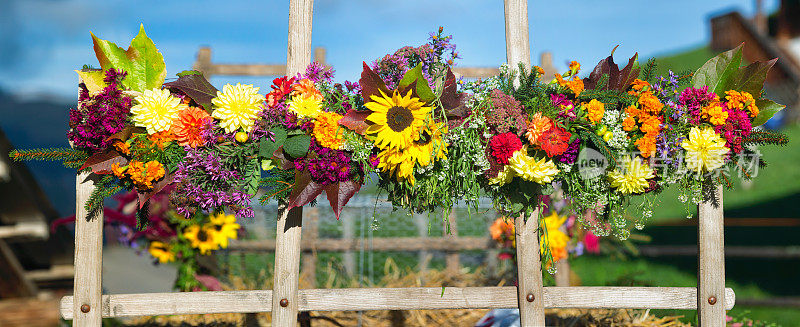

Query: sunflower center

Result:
[198,230,209,242]
[386,106,414,132]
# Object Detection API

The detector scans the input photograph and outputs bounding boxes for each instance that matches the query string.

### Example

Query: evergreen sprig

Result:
[85,175,123,219]
[9,147,88,168]
[579,130,618,169]
[641,58,657,83]
[742,130,789,146]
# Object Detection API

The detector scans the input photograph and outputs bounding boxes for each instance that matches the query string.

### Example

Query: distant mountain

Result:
[0,88,75,216]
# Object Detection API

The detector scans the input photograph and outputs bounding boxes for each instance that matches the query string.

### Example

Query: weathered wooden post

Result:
[272,0,314,325]
[698,185,725,326]
[72,172,104,326]
[504,0,546,325]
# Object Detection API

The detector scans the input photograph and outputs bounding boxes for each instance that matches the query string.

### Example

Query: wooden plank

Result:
[210,64,285,77]
[60,286,736,318]
[445,211,460,274]
[272,2,314,325]
[72,171,104,326]
[301,207,319,288]
[229,236,493,252]
[452,67,500,79]
[0,221,48,240]
[414,213,431,274]
[639,245,800,258]
[514,209,545,326]
[0,297,61,327]
[698,185,726,326]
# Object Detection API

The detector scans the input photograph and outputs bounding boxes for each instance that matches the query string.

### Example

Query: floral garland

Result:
[11,26,789,269]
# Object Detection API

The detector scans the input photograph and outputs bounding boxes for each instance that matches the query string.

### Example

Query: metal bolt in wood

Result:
[526,293,535,302]
[279,298,289,307]
[80,304,90,313]
[708,296,717,305]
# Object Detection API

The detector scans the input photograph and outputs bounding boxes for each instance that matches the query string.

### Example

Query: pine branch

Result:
[579,130,618,169]
[742,130,788,146]
[9,148,88,168]
[641,58,657,83]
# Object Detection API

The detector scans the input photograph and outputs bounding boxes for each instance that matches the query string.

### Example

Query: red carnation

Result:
[539,126,571,157]
[489,132,523,165]
[266,76,296,106]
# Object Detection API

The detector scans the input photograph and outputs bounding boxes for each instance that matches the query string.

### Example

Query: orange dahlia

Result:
[171,107,211,148]
[293,78,323,101]
[525,113,553,145]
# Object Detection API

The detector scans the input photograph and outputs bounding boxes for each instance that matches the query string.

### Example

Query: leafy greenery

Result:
[90,24,166,92]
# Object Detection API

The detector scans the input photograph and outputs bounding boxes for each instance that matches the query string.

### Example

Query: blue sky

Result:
[0,0,778,100]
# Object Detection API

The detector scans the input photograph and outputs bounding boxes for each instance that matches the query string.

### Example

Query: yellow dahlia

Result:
[681,126,730,173]
[312,111,345,149]
[183,224,219,255]
[288,94,323,120]
[607,156,654,194]
[131,88,188,134]
[148,241,175,263]
[208,212,240,249]
[507,150,559,184]
[211,83,263,133]
[377,147,417,185]
[365,89,431,150]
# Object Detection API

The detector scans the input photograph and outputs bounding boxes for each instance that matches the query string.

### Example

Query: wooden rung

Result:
[228,236,492,252]
[59,286,735,319]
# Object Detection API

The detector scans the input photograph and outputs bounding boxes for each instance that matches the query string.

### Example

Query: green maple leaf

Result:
[91,24,166,92]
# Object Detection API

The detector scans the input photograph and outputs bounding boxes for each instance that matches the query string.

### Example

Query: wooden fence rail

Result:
[65,0,732,326]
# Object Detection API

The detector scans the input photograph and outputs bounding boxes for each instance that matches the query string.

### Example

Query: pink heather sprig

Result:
[68,69,131,153]
[302,62,335,84]
[486,89,527,135]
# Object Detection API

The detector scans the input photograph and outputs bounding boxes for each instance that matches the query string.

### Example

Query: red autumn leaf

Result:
[359,61,389,104]
[164,72,219,113]
[287,171,325,210]
[79,148,128,174]
[272,146,296,170]
[583,46,640,91]
[441,67,468,118]
[137,172,174,208]
[324,180,363,220]
[338,109,371,135]
[104,126,144,143]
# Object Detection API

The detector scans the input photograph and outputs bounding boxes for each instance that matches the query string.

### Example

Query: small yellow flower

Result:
[288,94,323,120]
[148,241,175,263]
[183,224,219,255]
[211,83,263,133]
[208,212,240,249]
[131,88,188,134]
[681,126,730,173]
[608,156,655,194]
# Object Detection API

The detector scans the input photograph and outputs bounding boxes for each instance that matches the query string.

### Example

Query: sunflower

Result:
[148,241,175,263]
[681,126,730,173]
[365,89,431,150]
[211,83,263,133]
[208,212,240,249]
[607,156,655,194]
[377,147,416,185]
[407,121,448,167]
[131,88,188,134]
[183,224,219,255]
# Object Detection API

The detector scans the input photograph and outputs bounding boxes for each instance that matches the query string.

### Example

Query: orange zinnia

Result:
[171,107,211,148]
[525,113,553,145]
[489,218,515,243]
[638,93,664,114]
[630,79,651,93]
[635,135,657,158]
[622,116,637,132]
[148,130,175,150]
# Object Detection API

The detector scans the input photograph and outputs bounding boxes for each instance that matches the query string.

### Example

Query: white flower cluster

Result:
[601,109,629,150]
